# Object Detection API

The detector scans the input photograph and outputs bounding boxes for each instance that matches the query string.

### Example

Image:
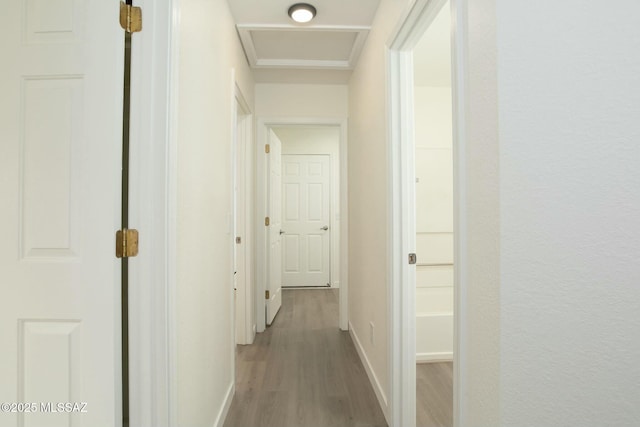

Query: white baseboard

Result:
[417,352,453,363]
[213,382,235,427]
[348,321,390,424]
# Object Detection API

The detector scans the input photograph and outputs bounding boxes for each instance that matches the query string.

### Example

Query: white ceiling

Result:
[228,0,381,84]
[413,2,451,87]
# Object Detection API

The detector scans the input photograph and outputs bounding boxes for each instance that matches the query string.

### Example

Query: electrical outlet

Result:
[369,321,375,346]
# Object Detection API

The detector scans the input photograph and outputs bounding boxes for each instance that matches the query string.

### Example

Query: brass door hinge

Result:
[119,1,142,33]
[116,229,139,258]
[408,253,417,265]
[265,217,270,226]
[265,290,270,299]
[265,144,270,154]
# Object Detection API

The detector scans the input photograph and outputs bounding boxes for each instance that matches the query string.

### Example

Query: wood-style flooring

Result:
[416,362,453,427]
[223,289,388,427]
[224,289,454,427]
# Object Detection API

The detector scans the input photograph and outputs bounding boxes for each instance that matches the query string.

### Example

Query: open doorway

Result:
[412,2,454,425]
[256,119,349,333]
[273,126,340,291]
[388,0,463,426]
[263,126,340,326]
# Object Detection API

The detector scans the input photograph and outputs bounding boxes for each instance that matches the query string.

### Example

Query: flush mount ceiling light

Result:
[288,3,317,23]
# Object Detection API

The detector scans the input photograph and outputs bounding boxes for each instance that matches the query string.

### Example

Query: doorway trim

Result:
[127,0,179,425]
[232,82,254,346]
[387,1,467,426]
[256,117,349,332]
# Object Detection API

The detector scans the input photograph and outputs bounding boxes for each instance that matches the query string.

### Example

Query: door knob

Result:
[321,226,329,231]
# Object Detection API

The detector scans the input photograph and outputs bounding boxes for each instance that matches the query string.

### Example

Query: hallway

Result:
[223,289,388,427]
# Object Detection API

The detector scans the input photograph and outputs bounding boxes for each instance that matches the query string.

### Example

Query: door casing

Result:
[256,118,349,332]
[233,83,254,345]
[126,0,179,425]
[387,0,467,426]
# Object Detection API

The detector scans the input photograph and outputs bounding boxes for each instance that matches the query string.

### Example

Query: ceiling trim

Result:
[255,59,351,69]
[237,24,370,70]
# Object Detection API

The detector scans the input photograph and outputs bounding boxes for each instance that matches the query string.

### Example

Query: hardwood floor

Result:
[224,289,388,427]
[416,362,453,427]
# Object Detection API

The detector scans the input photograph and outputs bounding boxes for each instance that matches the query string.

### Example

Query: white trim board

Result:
[256,117,349,332]
[233,80,255,347]
[349,321,390,424]
[213,382,235,427]
[417,352,453,363]
[127,0,178,425]
[387,0,465,427]
[237,25,369,70]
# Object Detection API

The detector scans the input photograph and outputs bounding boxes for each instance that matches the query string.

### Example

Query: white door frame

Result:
[233,83,254,345]
[256,117,349,332]
[127,0,179,425]
[387,1,467,427]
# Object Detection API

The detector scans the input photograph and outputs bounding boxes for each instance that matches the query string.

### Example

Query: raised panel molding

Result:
[24,0,82,43]
[285,162,300,176]
[19,320,81,426]
[284,235,300,272]
[284,183,300,221]
[307,234,323,272]
[20,76,83,260]
[307,183,323,221]
[308,161,323,176]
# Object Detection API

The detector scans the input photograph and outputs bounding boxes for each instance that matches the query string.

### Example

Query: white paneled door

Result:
[282,155,331,287]
[266,130,283,325]
[0,1,123,426]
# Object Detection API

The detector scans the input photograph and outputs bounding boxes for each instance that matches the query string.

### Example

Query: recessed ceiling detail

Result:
[237,25,369,70]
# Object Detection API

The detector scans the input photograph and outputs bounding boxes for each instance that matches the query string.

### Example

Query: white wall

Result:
[459,0,501,424]
[175,0,254,425]
[496,2,640,426]
[255,84,348,118]
[347,0,413,419]
[414,86,454,362]
[274,127,341,289]
[353,0,640,426]
[459,0,640,425]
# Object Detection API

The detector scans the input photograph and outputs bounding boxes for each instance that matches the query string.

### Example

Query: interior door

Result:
[282,155,331,287]
[0,1,124,426]
[266,130,283,325]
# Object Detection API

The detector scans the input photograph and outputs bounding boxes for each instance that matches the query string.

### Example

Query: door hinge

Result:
[265,144,270,154]
[265,216,270,226]
[408,253,417,265]
[236,236,242,244]
[116,229,139,258]
[265,290,270,299]
[119,1,142,33]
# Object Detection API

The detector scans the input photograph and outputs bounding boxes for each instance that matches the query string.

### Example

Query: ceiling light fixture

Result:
[288,3,316,23]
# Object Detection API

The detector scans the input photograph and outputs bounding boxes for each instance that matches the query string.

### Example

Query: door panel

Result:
[282,155,331,287]
[266,130,283,325]
[0,0,124,425]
